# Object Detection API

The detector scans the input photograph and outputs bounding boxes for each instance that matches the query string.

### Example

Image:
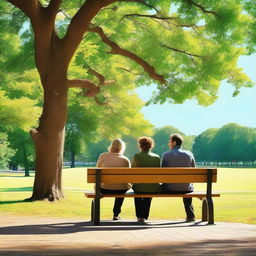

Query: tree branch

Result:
[87,67,116,86]
[88,25,166,84]
[121,13,176,21]
[6,0,42,20]
[62,0,117,65]
[122,13,203,29]
[67,79,100,97]
[161,43,208,60]
[46,0,63,19]
[186,0,217,16]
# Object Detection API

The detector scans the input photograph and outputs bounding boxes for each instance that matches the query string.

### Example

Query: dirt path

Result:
[0,214,255,255]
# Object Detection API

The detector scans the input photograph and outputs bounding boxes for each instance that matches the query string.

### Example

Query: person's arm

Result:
[191,154,196,167]
[157,156,161,167]
[161,153,167,167]
[125,158,131,167]
[131,156,136,167]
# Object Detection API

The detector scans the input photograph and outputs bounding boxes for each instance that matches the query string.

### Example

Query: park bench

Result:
[85,167,220,225]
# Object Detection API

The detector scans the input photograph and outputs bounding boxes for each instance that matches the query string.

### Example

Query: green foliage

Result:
[0,133,15,168]
[82,0,254,105]
[65,90,153,163]
[2,0,256,169]
[153,126,195,156]
[193,123,256,162]
[7,129,35,172]
[152,126,182,156]
[193,128,218,161]
[0,91,41,131]
[84,125,195,162]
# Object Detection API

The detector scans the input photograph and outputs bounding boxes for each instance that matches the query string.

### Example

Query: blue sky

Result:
[136,55,256,135]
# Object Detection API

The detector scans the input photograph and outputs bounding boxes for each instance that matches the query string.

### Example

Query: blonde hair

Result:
[108,138,126,154]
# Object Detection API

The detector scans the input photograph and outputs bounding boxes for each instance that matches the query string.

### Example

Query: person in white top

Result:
[96,138,131,220]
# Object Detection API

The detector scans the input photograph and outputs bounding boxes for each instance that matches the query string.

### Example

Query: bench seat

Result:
[85,191,220,198]
[86,167,219,225]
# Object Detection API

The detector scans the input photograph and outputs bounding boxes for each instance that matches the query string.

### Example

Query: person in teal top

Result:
[132,137,161,223]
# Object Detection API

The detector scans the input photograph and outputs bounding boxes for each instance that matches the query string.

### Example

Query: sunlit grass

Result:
[0,168,255,224]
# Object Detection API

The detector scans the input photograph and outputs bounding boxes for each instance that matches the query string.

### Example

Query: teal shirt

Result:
[132,151,161,193]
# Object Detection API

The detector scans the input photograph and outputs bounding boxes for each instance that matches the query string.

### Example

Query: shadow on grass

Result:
[0,199,30,205]
[0,187,33,193]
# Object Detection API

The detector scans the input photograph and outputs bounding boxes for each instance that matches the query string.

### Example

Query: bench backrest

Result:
[87,168,217,184]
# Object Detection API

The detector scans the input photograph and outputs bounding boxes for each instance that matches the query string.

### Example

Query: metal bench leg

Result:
[94,198,100,226]
[202,197,214,224]
[91,200,95,222]
[207,197,214,225]
[202,198,208,222]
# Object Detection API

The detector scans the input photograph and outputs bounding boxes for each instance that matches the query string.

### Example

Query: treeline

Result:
[72,126,194,166]
[2,122,256,171]
[193,123,256,165]
[74,123,256,166]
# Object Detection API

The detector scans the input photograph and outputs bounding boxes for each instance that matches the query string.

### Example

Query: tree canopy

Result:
[1,0,256,200]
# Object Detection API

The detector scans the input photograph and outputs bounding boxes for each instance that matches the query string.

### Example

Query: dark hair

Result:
[138,136,154,151]
[170,133,183,146]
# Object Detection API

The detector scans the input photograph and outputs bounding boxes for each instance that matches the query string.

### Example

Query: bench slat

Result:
[88,175,217,183]
[84,191,220,198]
[87,168,217,183]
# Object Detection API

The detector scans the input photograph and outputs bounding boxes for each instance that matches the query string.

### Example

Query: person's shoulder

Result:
[180,148,194,157]
[118,154,130,166]
[99,152,108,158]
[149,151,160,159]
[162,150,171,157]
[133,152,141,158]
[119,154,130,162]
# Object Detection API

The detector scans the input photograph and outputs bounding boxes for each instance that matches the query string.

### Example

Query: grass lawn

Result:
[0,168,255,224]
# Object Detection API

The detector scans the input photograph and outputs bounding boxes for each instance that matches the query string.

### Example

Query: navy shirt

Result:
[161,145,195,192]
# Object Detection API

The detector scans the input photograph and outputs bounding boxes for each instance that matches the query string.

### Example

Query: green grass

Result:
[0,168,255,224]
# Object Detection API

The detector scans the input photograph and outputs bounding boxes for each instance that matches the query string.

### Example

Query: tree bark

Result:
[28,76,68,201]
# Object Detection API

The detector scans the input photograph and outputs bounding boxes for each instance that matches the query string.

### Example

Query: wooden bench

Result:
[85,167,220,225]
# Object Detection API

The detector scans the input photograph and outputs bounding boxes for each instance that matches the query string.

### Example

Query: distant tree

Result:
[213,123,256,163]
[183,135,195,152]
[0,133,15,169]
[8,129,35,176]
[85,139,110,163]
[65,102,97,168]
[193,128,218,162]
[122,135,139,160]
[65,90,153,166]
[193,123,256,164]
[153,126,182,156]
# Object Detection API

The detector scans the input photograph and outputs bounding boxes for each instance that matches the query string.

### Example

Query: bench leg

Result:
[91,200,95,222]
[94,198,100,226]
[207,197,214,225]
[201,197,214,225]
[202,198,208,222]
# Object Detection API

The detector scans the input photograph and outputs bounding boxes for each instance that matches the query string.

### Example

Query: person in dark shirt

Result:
[132,137,161,223]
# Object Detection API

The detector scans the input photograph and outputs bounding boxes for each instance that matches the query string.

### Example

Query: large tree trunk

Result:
[28,76,68,201]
